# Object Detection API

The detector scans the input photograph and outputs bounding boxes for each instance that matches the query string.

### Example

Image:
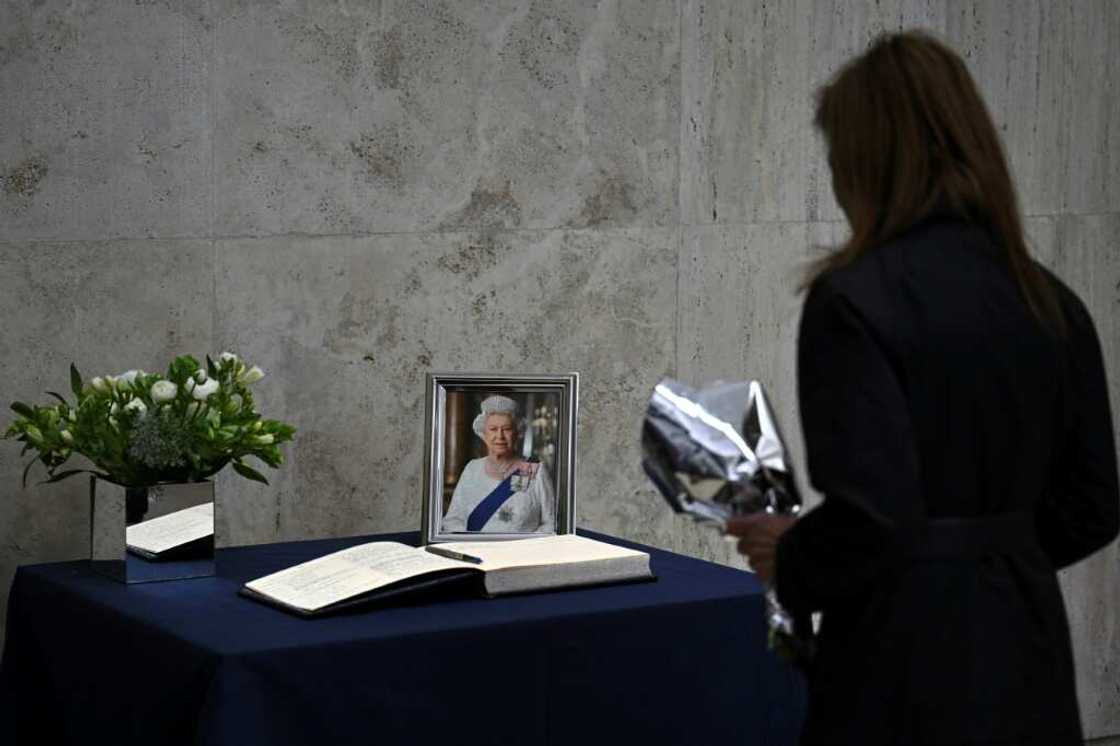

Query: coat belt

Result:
[909,511,1037,559]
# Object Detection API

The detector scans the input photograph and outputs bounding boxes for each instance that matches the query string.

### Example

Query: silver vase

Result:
[89,476,216,583]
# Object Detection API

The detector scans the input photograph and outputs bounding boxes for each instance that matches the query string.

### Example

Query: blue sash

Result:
[467,475,516,531]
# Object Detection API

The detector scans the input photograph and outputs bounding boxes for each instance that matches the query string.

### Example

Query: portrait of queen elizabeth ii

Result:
[440,394,557,534]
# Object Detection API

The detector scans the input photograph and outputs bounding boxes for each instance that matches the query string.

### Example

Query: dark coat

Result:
[775,217,1120,745]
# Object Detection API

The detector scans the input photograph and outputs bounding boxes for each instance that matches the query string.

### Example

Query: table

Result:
[0,530,806,745]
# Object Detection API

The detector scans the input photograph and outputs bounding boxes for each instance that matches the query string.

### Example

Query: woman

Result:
[727,32,1119,745]
[441,395,556,534]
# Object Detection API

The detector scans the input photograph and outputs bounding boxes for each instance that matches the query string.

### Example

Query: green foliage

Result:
[4,354,295,488]
[70,364,83,398]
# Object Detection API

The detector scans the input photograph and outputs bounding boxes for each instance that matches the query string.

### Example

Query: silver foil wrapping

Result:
[641,378,811,664]
[641,379,801,526]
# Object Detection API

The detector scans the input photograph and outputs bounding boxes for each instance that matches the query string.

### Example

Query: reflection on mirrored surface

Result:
[89,477,215,583]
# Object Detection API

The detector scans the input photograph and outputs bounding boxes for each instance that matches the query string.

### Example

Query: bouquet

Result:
[5,353,295,488]
[641,378,812,666]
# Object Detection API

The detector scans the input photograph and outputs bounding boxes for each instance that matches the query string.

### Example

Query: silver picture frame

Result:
[421,372,579,545]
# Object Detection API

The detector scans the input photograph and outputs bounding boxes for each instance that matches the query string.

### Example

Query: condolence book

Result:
[241,534,653,616]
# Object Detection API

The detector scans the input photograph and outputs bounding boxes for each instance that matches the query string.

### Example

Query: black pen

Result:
[425,546,484,564]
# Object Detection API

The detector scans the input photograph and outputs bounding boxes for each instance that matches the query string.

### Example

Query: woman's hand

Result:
[725,513,797,585]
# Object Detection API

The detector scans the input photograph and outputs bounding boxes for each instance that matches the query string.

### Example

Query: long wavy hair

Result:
[805,31,1065,336]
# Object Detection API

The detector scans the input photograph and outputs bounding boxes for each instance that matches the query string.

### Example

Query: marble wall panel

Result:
[0,238,213,648]
[945,1,1075,218]
[946,0,1120,217]
[212,0,679,237]
[0,0,213,241]
[1018,214,1120,738]
[945,1,1072,217]
[1061,1,1120,215]
[680,0,945,226]
[213,227,679,547]
[1047,214,1120,738]
[674,221,845,564]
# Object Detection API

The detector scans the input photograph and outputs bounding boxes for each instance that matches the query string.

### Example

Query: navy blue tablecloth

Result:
[0,530,805,745]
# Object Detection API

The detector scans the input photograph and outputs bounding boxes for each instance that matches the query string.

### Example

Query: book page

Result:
[126,502,214,555]
[437,534,648,572]
[244,542,472,613]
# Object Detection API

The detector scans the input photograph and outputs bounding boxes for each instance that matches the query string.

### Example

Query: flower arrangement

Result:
[5,353,295,488]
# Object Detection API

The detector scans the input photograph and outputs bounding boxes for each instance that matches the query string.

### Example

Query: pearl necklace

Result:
[484,458,515,480]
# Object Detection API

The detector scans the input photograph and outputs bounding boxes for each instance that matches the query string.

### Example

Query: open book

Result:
[241,534,654,617]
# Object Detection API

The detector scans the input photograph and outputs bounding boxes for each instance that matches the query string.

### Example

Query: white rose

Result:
[117,370,141,390]
[192,378,220,400]
[90,376,110,394]
[124,399,147,415]
[151,380,177,403]
[219,352,239,364]
[194,369,208,383]
[239,365,265,384]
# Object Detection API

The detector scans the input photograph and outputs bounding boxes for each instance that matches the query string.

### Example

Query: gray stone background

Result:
[0,0,1117,737]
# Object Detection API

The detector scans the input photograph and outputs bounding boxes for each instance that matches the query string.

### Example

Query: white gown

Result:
[441,459,556,533]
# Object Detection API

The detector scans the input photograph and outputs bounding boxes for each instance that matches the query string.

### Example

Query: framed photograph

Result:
[421,372,578,545]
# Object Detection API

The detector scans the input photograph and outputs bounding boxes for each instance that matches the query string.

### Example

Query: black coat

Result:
[775,217,1120,745]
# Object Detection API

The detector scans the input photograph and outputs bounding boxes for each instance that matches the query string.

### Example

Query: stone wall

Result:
[1,0,1117,736]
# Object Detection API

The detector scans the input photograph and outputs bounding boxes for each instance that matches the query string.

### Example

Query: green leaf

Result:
[21,459,35,489]
[169,355,201,384]
[41,469,90,484]
[232,460,270,485]
[10,401,34,419]
[11,401,37,418]
[70,363,83,397]
[45,391,69,406]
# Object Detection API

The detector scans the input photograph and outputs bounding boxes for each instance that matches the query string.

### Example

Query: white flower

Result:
[60,430,74,445]
[124,399,147,415]
[90,376,110,394]
[191,378,220,400]
[117,370,141,390]
[194,369,208,383]
[110,402,120,415]
[239,365,265,384]
[219,352,239,364]
[151,380,177,403]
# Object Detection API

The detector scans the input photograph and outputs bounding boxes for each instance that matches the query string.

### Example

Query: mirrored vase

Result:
[89,476,216,583]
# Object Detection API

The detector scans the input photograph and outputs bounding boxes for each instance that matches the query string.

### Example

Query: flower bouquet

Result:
[6,352,295,582]
[641,378,814,668]
[6,352,294,488]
